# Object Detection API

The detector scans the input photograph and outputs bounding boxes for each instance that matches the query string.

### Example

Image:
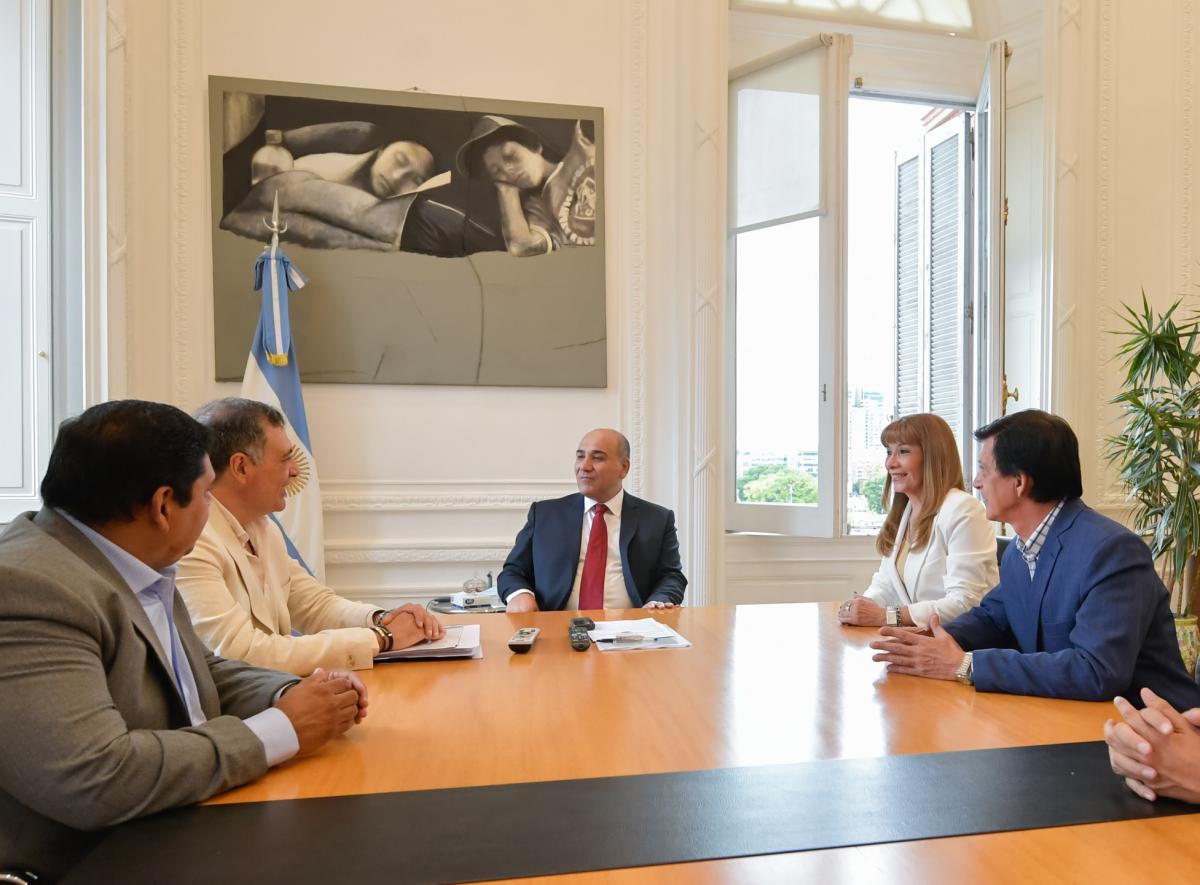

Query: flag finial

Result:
[270,191,281,249]
[262,190,287,251]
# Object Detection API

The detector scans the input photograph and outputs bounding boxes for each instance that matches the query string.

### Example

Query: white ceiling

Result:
[732,0,1046,40]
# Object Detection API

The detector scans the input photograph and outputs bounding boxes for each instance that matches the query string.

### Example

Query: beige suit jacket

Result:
[0,509,296,879]
[177,499,380,674]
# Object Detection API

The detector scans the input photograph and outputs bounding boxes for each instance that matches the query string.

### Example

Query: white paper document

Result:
[375,624,483,661]
[587,618,690,652]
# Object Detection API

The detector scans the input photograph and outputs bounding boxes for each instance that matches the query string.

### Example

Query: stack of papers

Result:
[586,618,691,652]
[375,625,483,661]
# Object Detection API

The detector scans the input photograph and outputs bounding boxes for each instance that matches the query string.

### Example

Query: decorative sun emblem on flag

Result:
[286,444,311,497]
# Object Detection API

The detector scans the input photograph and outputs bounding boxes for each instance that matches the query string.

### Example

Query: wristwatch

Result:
[885,606,902,627]
[372,623,394,653]
[956,651,974,685]
[372,609,386,628]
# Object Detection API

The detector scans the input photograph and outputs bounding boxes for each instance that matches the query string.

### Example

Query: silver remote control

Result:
[508,627,540,653]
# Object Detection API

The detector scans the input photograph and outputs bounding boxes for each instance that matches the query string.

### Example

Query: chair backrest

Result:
[995,535,1012,567]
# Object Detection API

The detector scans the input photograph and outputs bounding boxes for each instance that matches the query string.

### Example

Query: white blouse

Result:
[863,488,1000,627]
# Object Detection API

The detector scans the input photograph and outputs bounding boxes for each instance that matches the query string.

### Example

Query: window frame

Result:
[726,24,1015,540]
[725,32,851,537]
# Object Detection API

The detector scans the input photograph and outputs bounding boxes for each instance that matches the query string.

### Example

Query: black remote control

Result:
[571,617,596,630]
[508,627,539,653]
[569,626,591,651]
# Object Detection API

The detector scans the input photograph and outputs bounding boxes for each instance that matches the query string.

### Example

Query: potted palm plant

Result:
[1105,292,1200,676]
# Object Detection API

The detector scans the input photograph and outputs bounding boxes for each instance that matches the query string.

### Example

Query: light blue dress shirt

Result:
[57,509,298,765]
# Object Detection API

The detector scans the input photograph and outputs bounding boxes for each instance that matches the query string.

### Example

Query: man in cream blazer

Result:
[177,398,443,675]
[861,487,999,627]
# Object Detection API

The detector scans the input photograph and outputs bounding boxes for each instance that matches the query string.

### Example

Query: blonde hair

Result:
[875,413,966,557]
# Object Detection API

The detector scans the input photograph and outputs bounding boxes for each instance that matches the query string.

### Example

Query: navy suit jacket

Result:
[944,498,1200,709]
[498,492,687,610]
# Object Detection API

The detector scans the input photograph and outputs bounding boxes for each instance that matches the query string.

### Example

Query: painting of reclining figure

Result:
[209,76,605,387]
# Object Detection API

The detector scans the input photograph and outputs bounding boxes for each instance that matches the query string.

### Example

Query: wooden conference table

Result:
[207,602,1195,883]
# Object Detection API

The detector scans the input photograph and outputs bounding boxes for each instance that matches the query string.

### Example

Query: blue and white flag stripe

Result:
[242,244,325,580]
[252,243,307,368]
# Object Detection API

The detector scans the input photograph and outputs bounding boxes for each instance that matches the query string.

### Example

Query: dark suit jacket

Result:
[0,510,298,879]
[944,499,1200,709]
[498,492,687,610]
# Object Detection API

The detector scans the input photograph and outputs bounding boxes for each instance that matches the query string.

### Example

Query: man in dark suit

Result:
[499,429,687,612]
[869,410,1200,710]
[0,401,366,880]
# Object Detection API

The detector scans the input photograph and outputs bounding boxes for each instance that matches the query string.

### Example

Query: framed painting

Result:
[209,76,606,387]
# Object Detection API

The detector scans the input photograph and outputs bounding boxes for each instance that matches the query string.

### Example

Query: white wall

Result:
[108,0,728,606]
[105,0,1199,608]
[1050,0,1198,516]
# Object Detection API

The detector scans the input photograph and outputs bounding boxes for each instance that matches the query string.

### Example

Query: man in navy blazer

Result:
[870,410,1200,710]
[499,429,687,611]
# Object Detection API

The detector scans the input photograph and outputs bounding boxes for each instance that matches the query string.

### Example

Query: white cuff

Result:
[244,705,300,767]
[506,588,535,603]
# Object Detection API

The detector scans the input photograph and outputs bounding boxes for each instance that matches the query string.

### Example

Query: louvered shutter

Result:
[927,134,961,438]
[895,155,920,419]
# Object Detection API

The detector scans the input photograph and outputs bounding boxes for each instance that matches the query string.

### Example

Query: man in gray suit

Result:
[0,400,366,881]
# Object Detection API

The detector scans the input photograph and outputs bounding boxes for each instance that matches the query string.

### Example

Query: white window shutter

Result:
[927,133,961,439]
[894,154,920,420]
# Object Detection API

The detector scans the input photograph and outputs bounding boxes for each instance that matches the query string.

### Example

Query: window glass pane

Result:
[735,217,820,505]
[733,49,822,228]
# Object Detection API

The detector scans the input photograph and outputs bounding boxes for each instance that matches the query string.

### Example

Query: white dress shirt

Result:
[57,509,299,766]
[508,489,635,609]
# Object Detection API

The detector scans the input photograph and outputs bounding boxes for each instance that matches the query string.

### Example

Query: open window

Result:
[727,28,1012,537]
[726,33,851,536]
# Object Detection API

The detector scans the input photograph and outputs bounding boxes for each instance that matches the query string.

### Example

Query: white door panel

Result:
[0,0,51,521]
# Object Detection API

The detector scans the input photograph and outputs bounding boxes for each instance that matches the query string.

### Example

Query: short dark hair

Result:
[974,409,1083,503]
[41,400,212,524]
[193,398,285,474]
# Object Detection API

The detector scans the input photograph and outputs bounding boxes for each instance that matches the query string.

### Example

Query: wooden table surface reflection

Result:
[209,603,1196,883]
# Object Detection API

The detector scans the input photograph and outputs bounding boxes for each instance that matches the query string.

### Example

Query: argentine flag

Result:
[241,239,326,581]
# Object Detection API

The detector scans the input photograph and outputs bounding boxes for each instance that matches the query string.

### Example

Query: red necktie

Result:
[578,503,609,610]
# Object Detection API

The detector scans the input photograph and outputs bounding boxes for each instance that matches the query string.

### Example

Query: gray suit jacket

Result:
[0,509,297,879]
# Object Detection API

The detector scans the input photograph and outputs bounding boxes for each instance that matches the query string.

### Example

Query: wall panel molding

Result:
[325,539,512,565]
[167,0,200,409]
[1178,0,1195,310]
[105,0,130,396]
[688,0,727,606]
[622,0,647,495]
[1092,0,1113,501]
[321,480,575,512]
[329,586,467,604]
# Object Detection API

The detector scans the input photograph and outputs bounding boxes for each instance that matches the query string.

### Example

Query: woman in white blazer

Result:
[838,413,998,628]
